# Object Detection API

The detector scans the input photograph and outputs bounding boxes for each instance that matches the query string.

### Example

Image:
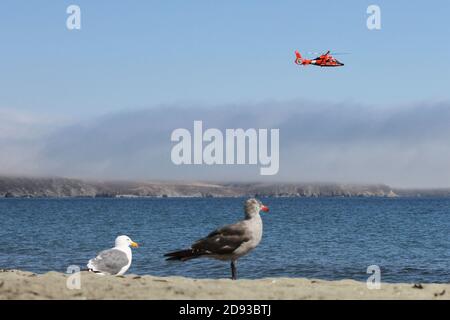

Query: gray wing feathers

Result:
[192,222,251,255]
[89,249,129,274]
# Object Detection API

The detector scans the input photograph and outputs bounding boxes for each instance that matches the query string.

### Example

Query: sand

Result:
[0,269,448,300]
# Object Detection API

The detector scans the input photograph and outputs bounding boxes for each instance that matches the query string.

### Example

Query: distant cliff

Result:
[0,176,412,198]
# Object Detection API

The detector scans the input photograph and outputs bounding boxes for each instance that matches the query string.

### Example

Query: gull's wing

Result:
[87,249,129,275]
[191,221,251,255]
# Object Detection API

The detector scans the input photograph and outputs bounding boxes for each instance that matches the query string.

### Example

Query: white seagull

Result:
[164,198,269,280]
[87,235,139,275]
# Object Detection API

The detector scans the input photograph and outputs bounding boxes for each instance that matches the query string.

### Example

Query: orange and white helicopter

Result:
[294,50,345,67]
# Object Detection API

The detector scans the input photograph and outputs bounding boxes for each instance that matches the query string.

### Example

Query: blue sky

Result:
[1,1,450,187]
[0,0,449,117]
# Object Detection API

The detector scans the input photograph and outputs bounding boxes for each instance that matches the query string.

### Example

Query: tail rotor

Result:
[294,50,303,65]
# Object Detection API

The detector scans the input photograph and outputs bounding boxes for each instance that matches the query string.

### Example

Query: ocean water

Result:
[0,197,449,283]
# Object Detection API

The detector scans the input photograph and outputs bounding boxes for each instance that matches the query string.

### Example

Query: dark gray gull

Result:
[87,235,139,275]
[164,198,269,280]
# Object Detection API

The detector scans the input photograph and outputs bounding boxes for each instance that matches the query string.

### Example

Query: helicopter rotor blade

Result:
[306,51,351,56]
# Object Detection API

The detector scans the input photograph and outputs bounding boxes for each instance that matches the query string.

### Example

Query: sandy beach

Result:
[0,269,448,300]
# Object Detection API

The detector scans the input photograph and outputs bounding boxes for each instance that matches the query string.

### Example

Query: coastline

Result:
[0,270,448,300]
[3,176,450,198]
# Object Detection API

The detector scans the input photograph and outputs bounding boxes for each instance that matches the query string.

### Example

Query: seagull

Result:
[164,198,269,280]
[87,235,139,275]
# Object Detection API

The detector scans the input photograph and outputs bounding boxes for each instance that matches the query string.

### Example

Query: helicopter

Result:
[294,50,345,67]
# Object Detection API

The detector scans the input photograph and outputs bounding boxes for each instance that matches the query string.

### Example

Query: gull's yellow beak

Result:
[131,241,139,248]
